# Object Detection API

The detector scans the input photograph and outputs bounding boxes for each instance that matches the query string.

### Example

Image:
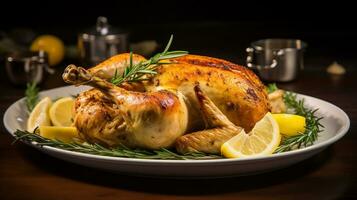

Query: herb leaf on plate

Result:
[13,130,222,160]
[25,82,39,112]
[274,91,324,153]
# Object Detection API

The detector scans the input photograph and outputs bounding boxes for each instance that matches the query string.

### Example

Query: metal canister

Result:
[78,16,129,66]
[246,39,307,82]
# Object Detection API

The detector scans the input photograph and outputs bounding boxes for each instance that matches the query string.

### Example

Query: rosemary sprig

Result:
[111,34,188,85]
[25,82,39,112]
[13,130,222,160]
[274,91,324,153]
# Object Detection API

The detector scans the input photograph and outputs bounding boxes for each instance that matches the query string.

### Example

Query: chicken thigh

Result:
[63,65,188,149]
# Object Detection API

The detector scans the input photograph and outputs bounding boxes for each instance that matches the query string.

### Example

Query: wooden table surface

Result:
[0,66,356,200]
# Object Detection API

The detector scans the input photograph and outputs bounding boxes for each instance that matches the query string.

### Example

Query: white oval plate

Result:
[3,85,350,178]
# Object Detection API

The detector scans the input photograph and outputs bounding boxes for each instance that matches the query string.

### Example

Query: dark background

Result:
[1,0,357,68]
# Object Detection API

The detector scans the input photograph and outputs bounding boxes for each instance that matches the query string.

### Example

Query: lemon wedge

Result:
[27,97,52,133]
[49,97,75,127]
[39,126,79,143]
[221,112,281,158]
[272,114,306,136]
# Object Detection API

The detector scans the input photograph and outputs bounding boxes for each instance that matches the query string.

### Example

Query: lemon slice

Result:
[49,97,75,127]
[27,97,52,133]
[221,112,281,158]
[272,114,306,136]
[39,126,79,143]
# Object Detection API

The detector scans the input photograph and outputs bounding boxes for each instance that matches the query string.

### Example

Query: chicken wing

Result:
[175,85,243,154]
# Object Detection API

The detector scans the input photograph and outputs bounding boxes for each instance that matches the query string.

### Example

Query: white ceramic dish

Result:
[3,85,350,178]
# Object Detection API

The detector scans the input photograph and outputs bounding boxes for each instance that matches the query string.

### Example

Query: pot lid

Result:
[83,16,127,36]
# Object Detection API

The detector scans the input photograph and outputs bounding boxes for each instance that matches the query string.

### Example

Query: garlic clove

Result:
[327,62,346,75]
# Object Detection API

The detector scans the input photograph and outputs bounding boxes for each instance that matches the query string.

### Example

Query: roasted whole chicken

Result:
[62,54,270,154]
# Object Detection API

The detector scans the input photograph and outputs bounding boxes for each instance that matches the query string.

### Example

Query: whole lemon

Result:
[30,35,65,66]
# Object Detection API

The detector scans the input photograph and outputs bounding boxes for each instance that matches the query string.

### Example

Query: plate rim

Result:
[3,85,350,165]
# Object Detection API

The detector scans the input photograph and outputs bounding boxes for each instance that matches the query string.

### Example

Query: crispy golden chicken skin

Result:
[151,54,269,132]
[63,53,270,153]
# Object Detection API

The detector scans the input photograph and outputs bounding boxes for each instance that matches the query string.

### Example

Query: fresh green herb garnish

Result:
[274,91,324,153]
[25,82,39,112]
[13,130,221,160]
[111,34,188,85]
[266,83,278,93]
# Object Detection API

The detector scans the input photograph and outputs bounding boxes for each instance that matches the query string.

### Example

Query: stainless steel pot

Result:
[5,50,51,85]
[78,16,129,66]
[246,39,307,82]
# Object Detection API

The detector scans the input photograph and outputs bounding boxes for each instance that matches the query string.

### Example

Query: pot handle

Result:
[246,47,284,70]
[38,50,55,74]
